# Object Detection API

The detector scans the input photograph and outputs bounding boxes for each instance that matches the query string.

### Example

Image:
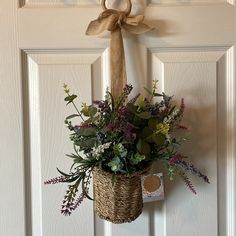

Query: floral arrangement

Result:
[45,81,209,216]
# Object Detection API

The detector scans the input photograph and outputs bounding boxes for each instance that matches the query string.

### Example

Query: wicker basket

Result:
[93,166,150,224]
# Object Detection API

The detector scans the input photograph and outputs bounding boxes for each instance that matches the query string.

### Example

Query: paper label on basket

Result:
[141,173,164,203]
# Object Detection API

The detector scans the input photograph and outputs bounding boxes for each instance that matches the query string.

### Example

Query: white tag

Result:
[141,173,164,203]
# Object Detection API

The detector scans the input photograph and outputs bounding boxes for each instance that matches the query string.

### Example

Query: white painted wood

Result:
[149,0,230,6]
[0,1,25,236]
[27,55,43,236]
[150,47,236,236]
[225,46,236,236]
[21,0,99,8]
[24,51,104,236]
[159,53,218,236]
[0,1,235,236]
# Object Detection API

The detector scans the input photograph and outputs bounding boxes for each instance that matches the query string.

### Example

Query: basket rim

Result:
[93,164,151,179]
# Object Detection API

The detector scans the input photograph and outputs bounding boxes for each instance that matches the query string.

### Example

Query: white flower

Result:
[91,142,112,159]
[163,108,180,124]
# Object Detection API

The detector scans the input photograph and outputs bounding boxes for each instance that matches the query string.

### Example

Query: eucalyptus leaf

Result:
[127,103,137,114]
[152,134,166,145]
[141,127,153,138]
[66,114,80,120]
[75,138,95,148]
[82,106,97,117]
[148,118,158,129]
[133,115,142,126]
[137,112,151,119]
[107,156,123,172]
[64,94,77,105]
[130,153,145,165]
[153,93,163,97]
[137,139,150,155]
[89,107,97,116]
[76,127,96,137]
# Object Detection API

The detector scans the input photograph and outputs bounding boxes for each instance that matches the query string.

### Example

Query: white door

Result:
[0,0,235,235]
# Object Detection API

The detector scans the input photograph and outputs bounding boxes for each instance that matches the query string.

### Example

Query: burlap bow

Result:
[86,0,151,99]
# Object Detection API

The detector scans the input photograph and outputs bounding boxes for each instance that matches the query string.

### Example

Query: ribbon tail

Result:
[110,29,127,99]
[122,22,152,34]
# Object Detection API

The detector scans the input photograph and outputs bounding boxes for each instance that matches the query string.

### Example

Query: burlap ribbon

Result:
[86,0,151,99]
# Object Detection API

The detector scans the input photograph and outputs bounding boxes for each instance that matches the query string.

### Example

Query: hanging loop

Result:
[101,0,132,16]
[87,0,152,98]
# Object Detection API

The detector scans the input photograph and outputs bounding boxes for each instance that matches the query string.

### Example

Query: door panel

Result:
[23,51,105,236]
[153,49,218,236]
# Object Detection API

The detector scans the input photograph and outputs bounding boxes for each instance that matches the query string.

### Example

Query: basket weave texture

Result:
[93,167,149,224]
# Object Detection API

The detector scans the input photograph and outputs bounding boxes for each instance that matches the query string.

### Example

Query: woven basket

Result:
[93,166,150,224]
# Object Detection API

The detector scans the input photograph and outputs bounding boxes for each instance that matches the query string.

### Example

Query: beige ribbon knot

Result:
[86,0,152,99]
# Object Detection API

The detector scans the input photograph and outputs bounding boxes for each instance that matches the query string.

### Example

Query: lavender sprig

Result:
[44,176,67,185]
[169,154,210,184]
[177,160,210,183]
[61,171,92,216]
[71,192,87,211]
[179,171,197,194]
[61,184,78,216]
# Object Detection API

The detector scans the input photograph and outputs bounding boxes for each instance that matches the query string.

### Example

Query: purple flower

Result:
[106,124,113,130]
[93,100,110,113]
[169,153,182,165]
[61,200,74,216]
[118,122,137,142]
[123,84,133,95]
[117,106,130,118]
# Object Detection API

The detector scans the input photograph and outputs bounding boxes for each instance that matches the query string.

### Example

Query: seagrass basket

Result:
[93,166,150,224]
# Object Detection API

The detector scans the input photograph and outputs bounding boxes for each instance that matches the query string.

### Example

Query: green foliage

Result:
[113,143,127,157]
[107,156,123,172]
[75,127,96,137]
[136,139,150,156]
[64,94,77,105]
[130,153,145,165]
[61,82,189,176]
[81,104,97,117]
[45,82,209,215]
